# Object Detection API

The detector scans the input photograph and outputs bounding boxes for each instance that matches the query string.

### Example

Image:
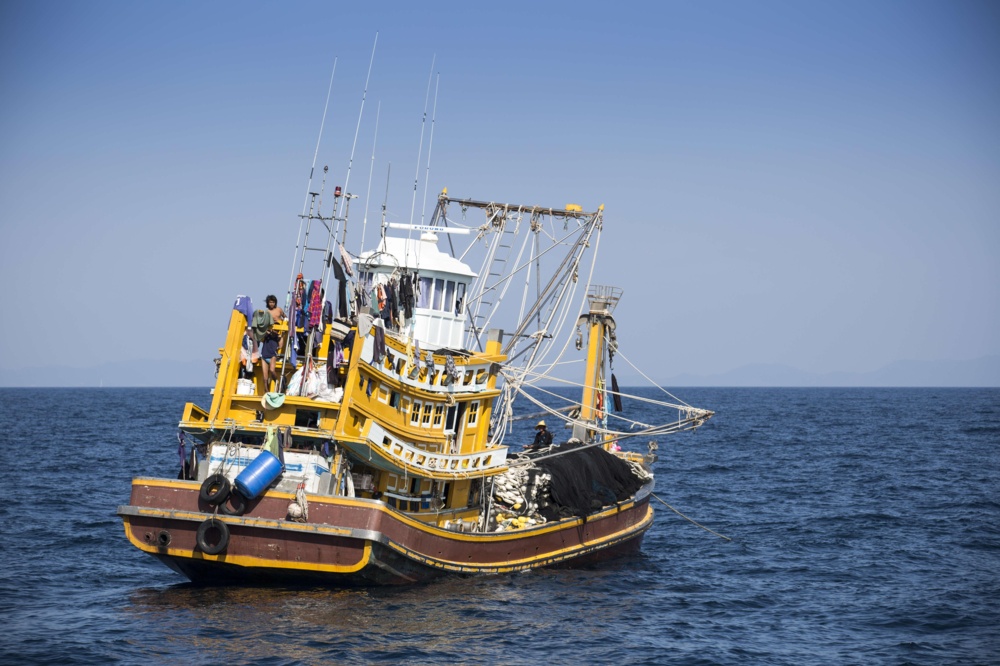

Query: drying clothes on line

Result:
[322,300,333,326]
[338,243,354,277]
[327,341,344,388]
[404,340,414,377]
[307,280,323,330]
[611,373,623,412]
[376,284,386,313]
[386,280,399,324]
[338,278,349,319]
[293,276,307,327]
[240,333,255,373]
[357,313,374,338]
[278,426,292,466]
[444,354,460,385]
[354,283,369,309]
[400,273,415,319]
[371,324,386,364]
[233,295,253,321]
[263,425,280,458]
[331,259,349,319]
[250,310,273,344]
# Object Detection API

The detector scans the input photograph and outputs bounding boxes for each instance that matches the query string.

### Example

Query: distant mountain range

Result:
[0,356,998,388]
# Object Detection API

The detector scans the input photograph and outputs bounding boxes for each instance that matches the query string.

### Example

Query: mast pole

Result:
[358,101,381,257]
[406,55,436,267]
[325,33,378,296]
[284,57,337,317]
[419,73,440,227]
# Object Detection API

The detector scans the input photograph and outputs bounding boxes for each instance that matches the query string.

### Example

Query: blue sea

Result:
[1,387,998,665]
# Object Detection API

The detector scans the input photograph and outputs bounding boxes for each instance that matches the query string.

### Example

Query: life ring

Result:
[199,474,231,505]
[220,489,248,516]
[196,518,230,555]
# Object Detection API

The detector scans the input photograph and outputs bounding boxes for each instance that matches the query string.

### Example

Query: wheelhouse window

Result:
[432,278,445,310]
[455,282,466,315]
[418,276,433,308]
[444,281,455,313]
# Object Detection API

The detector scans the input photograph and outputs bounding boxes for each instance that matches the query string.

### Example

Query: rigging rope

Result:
[651,493,732,541]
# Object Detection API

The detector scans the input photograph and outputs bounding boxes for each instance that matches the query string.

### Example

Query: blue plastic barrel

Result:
[234,450,283,499]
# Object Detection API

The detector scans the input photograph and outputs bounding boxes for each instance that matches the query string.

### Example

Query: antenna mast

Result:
[324,34,378,292]
[406,55,436,266]
[419,73,440,227]
[283,56,337,314]
[358,101,381,257]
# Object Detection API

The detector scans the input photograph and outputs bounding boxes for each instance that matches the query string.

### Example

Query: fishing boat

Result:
[118,147,713,587]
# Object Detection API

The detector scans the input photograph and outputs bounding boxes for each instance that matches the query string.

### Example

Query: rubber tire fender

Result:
[199,474,231,505]
[220,489,248,516]
[195,518,230,555]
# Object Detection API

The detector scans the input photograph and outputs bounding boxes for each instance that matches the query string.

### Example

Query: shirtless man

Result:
[261,295,286,391]
[266,294,286,323]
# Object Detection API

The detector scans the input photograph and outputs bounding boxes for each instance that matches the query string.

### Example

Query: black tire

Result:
[219,488,248,516]
[195,518,229,555]
[199,474,230,505]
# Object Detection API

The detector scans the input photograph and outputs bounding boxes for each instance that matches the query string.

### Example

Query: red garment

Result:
[308,280,323,329]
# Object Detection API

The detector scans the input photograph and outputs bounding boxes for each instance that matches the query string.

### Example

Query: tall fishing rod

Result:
[283,56,337,317]
[357,100,381,258]
[324,33,379,297]
[405,55,436,267]
[414,72,440,270]
[419,73,440,228]
[380,162,391,247]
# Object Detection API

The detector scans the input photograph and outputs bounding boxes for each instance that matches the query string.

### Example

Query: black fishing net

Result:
[532,440,645,521]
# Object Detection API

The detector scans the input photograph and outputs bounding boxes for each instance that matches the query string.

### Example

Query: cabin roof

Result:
[360,233,477,278]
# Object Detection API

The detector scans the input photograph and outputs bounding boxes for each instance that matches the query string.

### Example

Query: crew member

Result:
[261,295,285,391]
[525,420,552,452]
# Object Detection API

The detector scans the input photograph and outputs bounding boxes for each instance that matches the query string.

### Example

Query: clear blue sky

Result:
[1,0,997,382]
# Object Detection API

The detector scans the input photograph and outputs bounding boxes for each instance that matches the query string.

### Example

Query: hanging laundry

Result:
[278,426,292,466]
[176,432,187,479]
[331,259,349,319]
[357,312,374,338]
[338,243,354,277]
[386,279,399,325]
[240,333,254,372]
[322,300,333,326]
[376,284,386,312]
[327,340,343,387]
[251,309,273,344]
[404,340,414,377]
[611,373,623,412]
[372,323,386,364]
[400,273,415,319]
[444,354,461,385]
[233,295,253,321]
[308,280,323,330]
[355,283,369,308]
[294,276,307,327]
[263,425,280,458]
